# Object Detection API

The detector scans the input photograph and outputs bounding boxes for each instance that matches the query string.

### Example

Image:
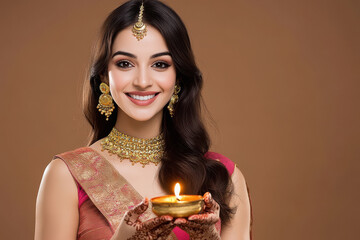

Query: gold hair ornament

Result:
[97,82,115,121]
[101,128,164,167]
[132,2,147,40]
[167,84,181,117]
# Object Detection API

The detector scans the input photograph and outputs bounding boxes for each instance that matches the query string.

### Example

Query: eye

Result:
[115,60,134,68]
[152,61,170,69]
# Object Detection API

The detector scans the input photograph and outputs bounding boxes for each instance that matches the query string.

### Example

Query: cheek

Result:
[156,70,176,94]
[108,70,129,96]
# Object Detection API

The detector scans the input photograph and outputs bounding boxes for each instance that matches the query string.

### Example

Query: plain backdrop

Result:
[0,0,359,239]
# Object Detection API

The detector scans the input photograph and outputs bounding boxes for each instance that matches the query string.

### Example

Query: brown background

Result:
[0,0,359,239]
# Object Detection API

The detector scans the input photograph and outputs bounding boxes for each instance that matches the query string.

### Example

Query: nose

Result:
[133,66,152,89]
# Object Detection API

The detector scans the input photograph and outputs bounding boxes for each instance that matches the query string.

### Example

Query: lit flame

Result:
[175,183,181,200]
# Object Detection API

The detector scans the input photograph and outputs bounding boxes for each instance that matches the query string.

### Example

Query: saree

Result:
[54,147,236,240]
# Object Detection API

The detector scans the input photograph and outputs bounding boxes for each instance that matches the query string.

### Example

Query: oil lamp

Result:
[151,183,204,218]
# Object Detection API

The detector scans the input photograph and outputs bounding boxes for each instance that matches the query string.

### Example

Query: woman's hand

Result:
[174,192,221,240]
[112,198,174,240]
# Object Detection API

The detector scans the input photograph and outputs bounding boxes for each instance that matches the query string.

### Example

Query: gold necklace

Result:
[101,127,164,167]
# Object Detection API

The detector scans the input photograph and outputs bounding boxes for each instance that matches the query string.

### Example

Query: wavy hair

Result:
[83,0,235,225]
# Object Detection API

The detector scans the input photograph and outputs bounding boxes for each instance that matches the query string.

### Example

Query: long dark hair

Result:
[83,0,235,225]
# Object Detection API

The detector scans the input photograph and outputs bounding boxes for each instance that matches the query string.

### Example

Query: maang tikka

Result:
[167,84,181,117]
[132,2,147,40]
[97,82,115,121]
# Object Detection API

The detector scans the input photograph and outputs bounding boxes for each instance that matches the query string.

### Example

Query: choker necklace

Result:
[101,128,164,167]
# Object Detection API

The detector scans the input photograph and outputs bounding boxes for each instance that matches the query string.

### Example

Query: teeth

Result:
[129,94,156,101]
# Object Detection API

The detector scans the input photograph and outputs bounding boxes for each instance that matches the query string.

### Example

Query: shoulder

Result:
[35,157,79,239]
[205,151,236,175]
[44,157,74,180]
[231,166,248,197]
[37,157,78,204]
[37,147,90,211]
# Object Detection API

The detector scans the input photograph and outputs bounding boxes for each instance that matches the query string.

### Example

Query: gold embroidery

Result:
[55,147,155,231]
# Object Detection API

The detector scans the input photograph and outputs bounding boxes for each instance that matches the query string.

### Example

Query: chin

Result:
[124,108,164,122]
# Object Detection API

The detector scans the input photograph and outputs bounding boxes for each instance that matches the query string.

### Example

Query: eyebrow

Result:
[111,51,171,59]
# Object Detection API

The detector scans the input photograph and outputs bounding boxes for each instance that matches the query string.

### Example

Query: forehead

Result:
[112,25,169,56]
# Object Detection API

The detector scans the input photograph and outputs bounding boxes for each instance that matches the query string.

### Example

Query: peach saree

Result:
[54,147,236,240]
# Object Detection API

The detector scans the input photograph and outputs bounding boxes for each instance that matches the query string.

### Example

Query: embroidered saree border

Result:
[54,147,148,231]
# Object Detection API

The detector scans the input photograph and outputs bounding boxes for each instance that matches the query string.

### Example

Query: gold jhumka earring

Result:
[132,2,147,40]
[167,84,181,117]
[97,82,115,121]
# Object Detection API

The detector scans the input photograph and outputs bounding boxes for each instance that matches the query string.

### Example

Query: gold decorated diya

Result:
[151,194,204,218]
[151,183,204,218]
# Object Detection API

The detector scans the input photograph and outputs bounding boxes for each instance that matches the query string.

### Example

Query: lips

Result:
[128,93,156,100]
[125,91,160,106]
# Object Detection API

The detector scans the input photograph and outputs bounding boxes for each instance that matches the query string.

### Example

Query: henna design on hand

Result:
[174,192,221,240]
[121,198,175,240]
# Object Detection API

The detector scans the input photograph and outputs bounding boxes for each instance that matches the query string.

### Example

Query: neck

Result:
[114,110,163,139]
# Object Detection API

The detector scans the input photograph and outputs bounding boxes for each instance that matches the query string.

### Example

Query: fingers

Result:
[204,192,215,209]
[174,217,187,225]
[133,198,149,215]
[174,218,203,229]
[124,198,149,226]
[203,192,220,213]
[175,215,217,226]
[184,192,220,224]
[188,213,219,224]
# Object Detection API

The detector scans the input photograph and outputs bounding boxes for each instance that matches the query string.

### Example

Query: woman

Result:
[35,0,252,239]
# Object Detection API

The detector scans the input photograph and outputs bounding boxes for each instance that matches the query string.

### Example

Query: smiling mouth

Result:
[125,92,160,101]
[127,93,157,100]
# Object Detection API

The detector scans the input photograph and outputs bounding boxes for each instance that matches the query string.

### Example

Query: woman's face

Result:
[107,25,176,122]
